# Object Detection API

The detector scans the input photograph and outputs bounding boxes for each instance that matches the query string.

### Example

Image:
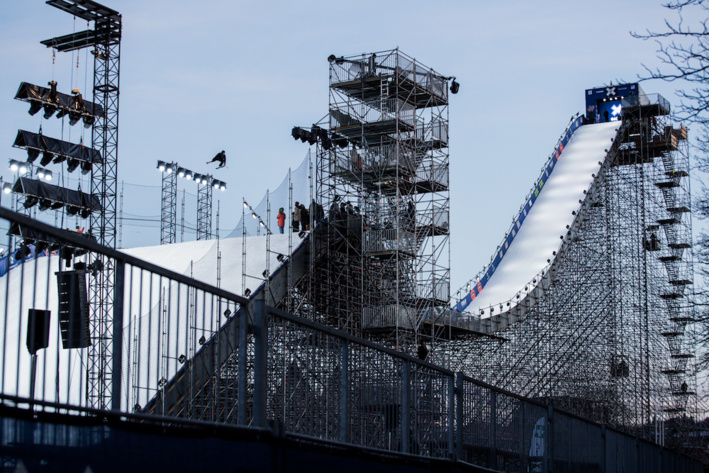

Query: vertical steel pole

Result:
[401,359,410,454]
[455,372,463,461]
[111,260,124,411]
[339,339,349,443]
[237,303,248,425]
[253,297,267,428]
[490,390,497,469]
[447,375,454,459]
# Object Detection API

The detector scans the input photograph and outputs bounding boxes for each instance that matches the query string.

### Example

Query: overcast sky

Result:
[0,0,697,293]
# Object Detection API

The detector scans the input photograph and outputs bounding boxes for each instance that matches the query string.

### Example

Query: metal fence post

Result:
[339,338,349,443]
[520,400,526,468]
[111,260,124,412]
[237,301,248,425]
[455,372,463,461]
[601,424,606,473]
[401,359,410,454]
[546,404,554,473]
[447,375,454,459]
[252,296,267,428]
[490,390,497,469]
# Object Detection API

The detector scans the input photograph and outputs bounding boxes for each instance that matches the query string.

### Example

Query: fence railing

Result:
[0,208,700,472]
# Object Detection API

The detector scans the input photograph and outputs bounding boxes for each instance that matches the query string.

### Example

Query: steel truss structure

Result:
[294,49,454,353]
[42,0,122,409]
[448,93,698,448]
[197,176,213,240]
[160,164,177,244]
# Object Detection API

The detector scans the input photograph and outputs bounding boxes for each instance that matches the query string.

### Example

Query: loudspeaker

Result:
[56,270,91,349]
[26,309,51,355]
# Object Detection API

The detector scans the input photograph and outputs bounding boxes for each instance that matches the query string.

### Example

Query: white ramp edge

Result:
[456,122,619,321]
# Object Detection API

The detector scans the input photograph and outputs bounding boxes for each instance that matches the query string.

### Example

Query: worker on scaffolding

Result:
[417,340,429,361]
[207,150,226,169]
[277,208,286,234]
[292,201,301,232]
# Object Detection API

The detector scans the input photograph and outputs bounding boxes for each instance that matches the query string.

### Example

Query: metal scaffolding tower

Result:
[447,88,698,448]
[42,0,122,409]
[296,49,455,353]
[197,174,213,241]
[160,162,178,245]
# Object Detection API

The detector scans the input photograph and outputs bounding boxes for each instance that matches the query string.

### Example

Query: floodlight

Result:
[166,164,173,174]
[40,152,54,166]
[157,160,166,172]
[56,108,69,119]
[67,159,80,173]
[450,78,460,94]
[277,254,285,262]
[27,149,40,163]
[81,161,92,175]
[244,288,251,297]
[44,170,53,181]
[177,167,186,178]
[23,196,38,209]
[184,170,193,180]
[291,127,300,140]
[213,180,219,189]
[18,163,28,175]
[39,199,52,211]
[68,111,81,126]
[259,220,265,228]
[2,183,12,194]
[251,212,257,219]
[178,354,186,364]
[28,101,42,116]
[223,309,232,319]
[37,169,45,180]
[193,173,202,184]
[82,115,95,128]
[219,181,226,191]
[243,202,248,209]
[198,335,206,345]
[9,160,18,171]
[43,104,57,119]
[66,205,80,216]
[80,208,91,219]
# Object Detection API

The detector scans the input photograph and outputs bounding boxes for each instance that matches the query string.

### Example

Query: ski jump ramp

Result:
[452,119,620,332]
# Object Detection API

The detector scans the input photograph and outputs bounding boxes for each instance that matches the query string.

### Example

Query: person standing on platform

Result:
[292,202,301,232]
[300,203,310,231]
[277,207,286,234]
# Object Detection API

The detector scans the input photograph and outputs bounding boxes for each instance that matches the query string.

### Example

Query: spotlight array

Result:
[157,160,226,191]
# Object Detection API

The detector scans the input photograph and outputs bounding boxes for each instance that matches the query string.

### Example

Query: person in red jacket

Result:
[277,207,286,234]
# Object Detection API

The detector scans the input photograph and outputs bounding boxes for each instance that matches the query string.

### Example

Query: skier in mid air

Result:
[207,150,226,169]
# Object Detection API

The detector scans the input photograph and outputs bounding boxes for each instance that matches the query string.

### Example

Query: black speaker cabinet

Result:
[56,270,91,349]
[26,309,51,355]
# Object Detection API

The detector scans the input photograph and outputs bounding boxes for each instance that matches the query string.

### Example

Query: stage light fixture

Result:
[68,112,81,126]
[178,354,186,364]
[223,309,232,319]
[27,149,40,163]
[244,288,251,297]
[50,201,63,210]
[40,152,54,166]
[80,208,91,219]
[66,205,79,216]
[259,220,265,228]
[243,202,248,209]
[199,335,206,345]
[55,108,69,119]
[19,163,29,175]
[277,254,285,262]
[43,104,57,119]
[193,173,202,184]
[213,180,219,189]
[67,159,80,173]
[178,167,186,178]
[24,196,38,209]
[291,127,300,140]
[39,199,52,211]
[262,269,268,278]
[9,160,19,171]
[166,164,173,174]
[184,170,193,180]
[2,183,12,194]
[157,160,166,172]
[37,169,45,180]
[251,212,257,219]
[81,161,92,175]
[219,181,226,191]
[28,100,42,116]
[450,78,460,94]
[82,115,95,128]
